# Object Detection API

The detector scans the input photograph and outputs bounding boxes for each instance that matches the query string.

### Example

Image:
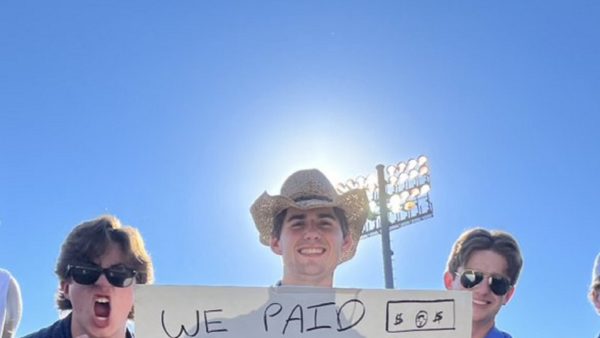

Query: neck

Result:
[281,274,334,287]
[70,314,129,338]
[472,319,495,338]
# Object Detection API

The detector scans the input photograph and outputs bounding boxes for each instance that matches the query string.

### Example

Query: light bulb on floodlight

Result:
[366,183,377,193]
[389,194,403,213]
[386,165,396,176]
[410,187,420,198]
[407,159,418,171]
[366,173,378,185]
[418,155,428,166]
[419,165,429,176]
[369,201,379,214]
[419,184,431,196]
[366,173,378,192]
[408,169,419,180]
[397,162,407,173]
[399,172,409,184]
[404,201,416,211]
[400,190,410,201]
[389,175,398,185]
[356,176,366,189]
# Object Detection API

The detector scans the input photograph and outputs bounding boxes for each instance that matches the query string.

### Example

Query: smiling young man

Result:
[444,228,523,338]
[23,215,154,338]
[251,169,368,287]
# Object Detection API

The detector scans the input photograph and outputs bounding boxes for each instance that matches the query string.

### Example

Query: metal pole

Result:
[376,164,394,289]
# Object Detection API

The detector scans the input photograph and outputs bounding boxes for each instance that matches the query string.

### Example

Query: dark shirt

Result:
[485,326,512,338]
[21,313,133,338]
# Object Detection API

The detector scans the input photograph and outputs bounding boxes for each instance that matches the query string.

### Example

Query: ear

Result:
[443,271,455,290]
[502,286,516,305]
[61,280,71,300]
[341,234,354,254]
[270,237,282,255]
[593,290,600,311]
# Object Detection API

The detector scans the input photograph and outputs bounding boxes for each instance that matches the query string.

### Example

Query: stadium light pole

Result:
[336,155,434,289]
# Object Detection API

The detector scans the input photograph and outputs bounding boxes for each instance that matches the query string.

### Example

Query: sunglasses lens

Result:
[105,268,136,288]
[460,270,483,289]
[459,270,512,296]
[70,266,101,285]
[68,265,136,288]
[490,277,511,296]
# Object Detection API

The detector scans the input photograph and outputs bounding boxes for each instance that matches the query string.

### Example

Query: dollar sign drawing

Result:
[394,313,403,325]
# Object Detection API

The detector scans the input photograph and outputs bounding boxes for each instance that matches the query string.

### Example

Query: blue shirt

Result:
[485,326,512,338]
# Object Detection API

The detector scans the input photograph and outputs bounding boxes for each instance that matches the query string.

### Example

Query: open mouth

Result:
[94,296,111,319]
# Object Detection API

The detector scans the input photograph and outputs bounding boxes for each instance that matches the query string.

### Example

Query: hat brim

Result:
[250,189,369,263]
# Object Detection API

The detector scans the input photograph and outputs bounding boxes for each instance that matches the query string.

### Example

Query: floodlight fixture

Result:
[338,155,434,289]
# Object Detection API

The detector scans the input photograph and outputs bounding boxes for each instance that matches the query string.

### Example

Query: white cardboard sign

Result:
[135,285,472,338]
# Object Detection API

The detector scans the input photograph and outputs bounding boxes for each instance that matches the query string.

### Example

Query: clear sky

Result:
[1,1,599,337]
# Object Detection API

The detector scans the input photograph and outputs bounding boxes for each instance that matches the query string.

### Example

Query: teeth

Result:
[473,299,487,305]
[96,297,109,303]
[300,248,325,254]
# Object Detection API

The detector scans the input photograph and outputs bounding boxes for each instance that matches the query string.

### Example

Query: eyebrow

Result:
[464,268,508,278]
[286,214,306,222]
[286,213,336,222]
[317,213,336,220]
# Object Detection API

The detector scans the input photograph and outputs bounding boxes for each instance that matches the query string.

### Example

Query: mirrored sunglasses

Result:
[66,264,137,288]
[458,269,512,296]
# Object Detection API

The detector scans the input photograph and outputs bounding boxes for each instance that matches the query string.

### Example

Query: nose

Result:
[94,271,112,288]
[473,277,492,295]
[303,222,321,240]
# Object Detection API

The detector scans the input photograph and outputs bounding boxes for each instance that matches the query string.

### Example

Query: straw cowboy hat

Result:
[250,169,369,262]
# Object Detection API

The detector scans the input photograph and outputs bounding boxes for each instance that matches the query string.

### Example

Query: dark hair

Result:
[590,276,600,302]
[272,207,349,240]
[446,228,523,285]
[55,215,154,318]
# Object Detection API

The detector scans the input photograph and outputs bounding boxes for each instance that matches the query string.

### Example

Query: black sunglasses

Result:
[66,264,137,288]
[458,269,512,296]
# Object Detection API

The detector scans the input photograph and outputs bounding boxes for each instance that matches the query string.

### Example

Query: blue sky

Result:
[1,1,599,337]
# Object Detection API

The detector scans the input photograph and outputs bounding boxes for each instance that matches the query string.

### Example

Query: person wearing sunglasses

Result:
[22,215,154,338]
[443,228,523,338]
